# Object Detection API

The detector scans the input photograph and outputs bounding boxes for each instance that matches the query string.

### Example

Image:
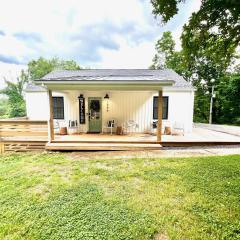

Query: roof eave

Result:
[35,80,175,91]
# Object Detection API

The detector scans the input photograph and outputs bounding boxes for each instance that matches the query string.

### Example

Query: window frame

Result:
[52,96,64,120]
[153,96,169,120]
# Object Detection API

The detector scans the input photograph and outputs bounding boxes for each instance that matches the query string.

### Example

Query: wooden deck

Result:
[1,120,240,152]
[46,142,162,151]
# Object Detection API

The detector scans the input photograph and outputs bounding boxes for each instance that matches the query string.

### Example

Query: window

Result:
[153,96,169,120]
[53,97,64,119]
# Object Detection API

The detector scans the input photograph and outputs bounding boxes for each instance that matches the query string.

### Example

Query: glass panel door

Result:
[88,97,102,133]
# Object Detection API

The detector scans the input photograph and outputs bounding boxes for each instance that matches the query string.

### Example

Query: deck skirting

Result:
[0,140,239,152]
[1,140,47,153]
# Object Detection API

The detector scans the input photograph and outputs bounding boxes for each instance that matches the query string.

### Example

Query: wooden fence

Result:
[0,120,48,137]
[0,120,48,153]
[1,140,47,153]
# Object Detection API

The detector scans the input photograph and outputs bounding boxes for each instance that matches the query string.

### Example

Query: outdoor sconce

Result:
[104,93,110,112]
[78,94,84,100]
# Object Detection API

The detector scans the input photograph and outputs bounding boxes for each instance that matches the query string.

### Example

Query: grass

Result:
[0,153,239,239]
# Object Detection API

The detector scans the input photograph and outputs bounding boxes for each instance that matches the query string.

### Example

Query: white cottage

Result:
[25,69,194,141]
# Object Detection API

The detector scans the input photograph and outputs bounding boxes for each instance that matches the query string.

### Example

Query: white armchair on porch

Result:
[53,120,60,134]
[173,122,184,135]
[122,120,138,134]
[151,120,165,135]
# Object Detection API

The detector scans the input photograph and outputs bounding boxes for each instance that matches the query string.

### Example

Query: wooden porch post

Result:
[48,90,54,142]
[157,90,163,142]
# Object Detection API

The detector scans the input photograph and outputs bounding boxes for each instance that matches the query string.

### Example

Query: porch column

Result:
[48,90,54,142]
[157,90,163,142]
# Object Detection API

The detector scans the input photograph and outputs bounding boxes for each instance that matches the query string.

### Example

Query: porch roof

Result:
[33,69,192,91]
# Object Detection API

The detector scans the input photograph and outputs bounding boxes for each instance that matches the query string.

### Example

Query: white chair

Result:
[68,120,78,134]
[151,120,167,135]
[53,120,60,134]
[173,122,184,135]
[103,120,116,135]
[122,120,138,134]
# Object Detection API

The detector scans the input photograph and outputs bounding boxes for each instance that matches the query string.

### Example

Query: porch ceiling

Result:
[37,80,175,91]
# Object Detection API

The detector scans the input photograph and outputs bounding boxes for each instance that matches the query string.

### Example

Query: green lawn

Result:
[0,153,239,240]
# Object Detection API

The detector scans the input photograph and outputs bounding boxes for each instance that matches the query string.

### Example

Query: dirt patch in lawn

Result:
[28,183,52,199]
[154,233,169,240]
[66,145,240,161]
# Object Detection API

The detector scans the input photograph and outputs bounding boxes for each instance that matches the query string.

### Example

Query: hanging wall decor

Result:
[78,94,85,124]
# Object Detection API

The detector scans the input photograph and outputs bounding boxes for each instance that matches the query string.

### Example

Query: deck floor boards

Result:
[1,127,240,152]
[46,142,162,151]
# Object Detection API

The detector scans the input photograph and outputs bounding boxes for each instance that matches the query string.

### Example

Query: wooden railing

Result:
[0,120,48,137]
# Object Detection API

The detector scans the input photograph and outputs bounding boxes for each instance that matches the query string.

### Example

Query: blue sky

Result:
[0,0,201,88]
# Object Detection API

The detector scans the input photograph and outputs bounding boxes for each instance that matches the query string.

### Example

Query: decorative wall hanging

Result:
[78,94,85,124]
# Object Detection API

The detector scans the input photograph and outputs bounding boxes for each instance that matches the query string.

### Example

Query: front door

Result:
[88,97,102,133]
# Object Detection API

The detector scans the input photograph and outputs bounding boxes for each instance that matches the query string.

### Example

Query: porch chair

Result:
[173,122,184,136]
[122,120,138,134]
[68,120,78,134]
[151,120,166,135]
[103,119,116,135]
[53,120,60,134]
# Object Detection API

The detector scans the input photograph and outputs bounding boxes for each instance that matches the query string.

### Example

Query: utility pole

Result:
[209,78,216,124]
[209,85,214,124]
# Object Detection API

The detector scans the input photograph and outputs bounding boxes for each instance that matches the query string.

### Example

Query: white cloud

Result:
[0,62,27,89]
[97,39,155,68]
[0,0,202,88]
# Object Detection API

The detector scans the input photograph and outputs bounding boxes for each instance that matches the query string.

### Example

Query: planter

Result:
[60,127,68,135]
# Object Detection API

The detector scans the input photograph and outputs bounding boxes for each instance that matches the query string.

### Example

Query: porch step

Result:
[46,142,162,151]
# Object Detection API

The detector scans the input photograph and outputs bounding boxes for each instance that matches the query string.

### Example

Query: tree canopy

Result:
[150,31,176,70]
[28,57,81,80]
[0,57,82,118]
[0,70,28,117]
[150,30,240,124]
[151,0,240,65]
[149,31,188,77]
[150,0,240,124]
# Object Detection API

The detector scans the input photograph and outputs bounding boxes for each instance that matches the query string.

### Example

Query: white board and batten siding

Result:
[25,91,49,120]
[25,89,194,133]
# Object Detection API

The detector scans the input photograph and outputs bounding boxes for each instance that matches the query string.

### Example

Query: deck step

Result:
[46,142,162,151]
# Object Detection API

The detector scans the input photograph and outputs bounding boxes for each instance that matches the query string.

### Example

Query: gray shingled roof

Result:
[25,82,47,92]
[34,69,192,88]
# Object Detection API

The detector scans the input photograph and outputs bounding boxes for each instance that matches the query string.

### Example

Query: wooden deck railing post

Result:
[157,90,163,142]
[48,90,54,142]
[0,140,4,154]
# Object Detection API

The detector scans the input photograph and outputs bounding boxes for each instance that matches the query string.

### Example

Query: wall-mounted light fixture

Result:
[78,94,84,100]
[104,93,110,112]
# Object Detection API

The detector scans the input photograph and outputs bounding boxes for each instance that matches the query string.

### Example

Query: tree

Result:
[150,30,240,124]
[28,57,81,80]
[151,0,240,44]
[150,0,240,124]
[150,31,175,69]
[0,98,9,119]
[149,31,188,78]
[0,70,28,117]
[151,0,240,70]
[215,73,240,125]
[0,57,82,118]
